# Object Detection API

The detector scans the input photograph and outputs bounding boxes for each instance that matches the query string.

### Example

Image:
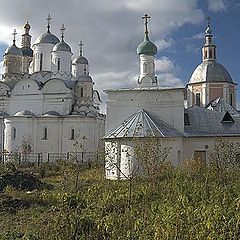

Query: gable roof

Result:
[185,106,240,137]
[104,109,184,139]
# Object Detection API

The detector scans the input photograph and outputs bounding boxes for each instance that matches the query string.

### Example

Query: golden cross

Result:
[142,14,151,35]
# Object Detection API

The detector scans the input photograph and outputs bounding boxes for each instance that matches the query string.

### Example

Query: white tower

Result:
[21,21,33,74]
[32,14,60,73]
[137,14,158,88]
[72,41,90,78]
[52,24,72,76]
[3,29,23,77]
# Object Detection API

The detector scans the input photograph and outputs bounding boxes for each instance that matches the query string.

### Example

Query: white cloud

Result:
[0,0,203,101]
[208,0,227,12]
[155,38,175,51]
[155,57,183,87]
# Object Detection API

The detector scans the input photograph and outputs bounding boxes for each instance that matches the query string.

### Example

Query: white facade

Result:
[0,19,105,161]
[104,16,240,180]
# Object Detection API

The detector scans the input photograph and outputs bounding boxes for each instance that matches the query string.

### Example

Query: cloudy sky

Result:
[0,0,240,109]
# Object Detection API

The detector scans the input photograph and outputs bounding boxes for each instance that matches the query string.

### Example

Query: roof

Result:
[43,111,61,117]
[35,32,60,45]
[104,109,184,139]
[77,75,92,83]
[137,34,157,56]
[184,106,240,137]
[206,97,240,117]
[52,40,71,52]
[14,110,35,117]
[189,60,233,84]
[21,47,33,57]
[72,56,89,65]
[4,45,23,56]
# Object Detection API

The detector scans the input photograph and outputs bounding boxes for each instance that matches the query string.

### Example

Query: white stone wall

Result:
[105,88,185,133]
[52,51,72,75]
[4,115,105,162]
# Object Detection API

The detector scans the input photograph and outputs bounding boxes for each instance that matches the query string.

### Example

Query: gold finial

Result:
[46,14,52,33]
[78,40,83,56]
[12,29,17,45]
[60,24,66,40]
[142,13,151,36]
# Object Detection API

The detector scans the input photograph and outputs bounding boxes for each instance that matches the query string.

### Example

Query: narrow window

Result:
[209,50,212,58]
[214,49,216,59]
[204,51,207,59]
[40,53,43,71]
[12,127,16,139]
[80,87,83,97]
[230,93,233,106]
[70,129,75,140]
[195,93,201,106]
[57,58,60,71]
[43,128,48,140]
[84,66,87,74]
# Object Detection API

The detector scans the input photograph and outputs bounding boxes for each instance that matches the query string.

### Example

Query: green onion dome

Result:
[137,34,157,56]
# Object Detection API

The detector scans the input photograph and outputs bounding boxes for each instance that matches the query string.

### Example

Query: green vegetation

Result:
[0,159,239,240]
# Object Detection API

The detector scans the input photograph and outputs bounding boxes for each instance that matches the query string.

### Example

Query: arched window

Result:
[80,87,83,98]
[143,62,147,73]
[230,93,233,106]
[12,127,16,139]
[43,128,48,140]
[57,58,60,71]
[70,129,75,140]
[195,93,201,106]
[40,53,43,71]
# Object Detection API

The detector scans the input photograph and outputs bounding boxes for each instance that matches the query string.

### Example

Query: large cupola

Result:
[32,14,60,73]
[187,17,237,108]
[137,14,158,88]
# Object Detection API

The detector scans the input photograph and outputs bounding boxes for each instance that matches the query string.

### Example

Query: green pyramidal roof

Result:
[137,34,157,56]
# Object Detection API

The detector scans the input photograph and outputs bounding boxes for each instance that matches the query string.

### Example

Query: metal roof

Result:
[184,106,240,137]
[104,109,184,139]
[206,97,240,117]
[189,60,233,84]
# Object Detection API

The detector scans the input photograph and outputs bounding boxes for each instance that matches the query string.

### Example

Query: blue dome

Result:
[52,40,71,52]
[21,47,33,57]
[4,45,23,56]
[72,56,89,65]
[35,32,60,45]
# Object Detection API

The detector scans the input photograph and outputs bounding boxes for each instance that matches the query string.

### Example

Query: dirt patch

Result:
[0,171,51,192]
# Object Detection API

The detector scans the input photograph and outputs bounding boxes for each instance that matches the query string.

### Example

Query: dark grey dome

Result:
[72,56,88,65]
[44,111,61,116]
[52,41,71,52]
[14,110,35,117]
[21,47,33,57]
[77,75,92,82]
[5,45,23,56]
[189,61,233,84]
[35,32,60,45]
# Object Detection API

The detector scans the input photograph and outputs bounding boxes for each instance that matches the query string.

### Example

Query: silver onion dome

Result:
[189,61,233,84]
[52,40,71,52]
[72,56,89,65]
[35,32,60,45]
[4,45,23,56]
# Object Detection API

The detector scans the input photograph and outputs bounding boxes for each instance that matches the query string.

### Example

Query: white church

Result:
[104,15,240,179]
[0,14,240,174]
[0,15,105,162]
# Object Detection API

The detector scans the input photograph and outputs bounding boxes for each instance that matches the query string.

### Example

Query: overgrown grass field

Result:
[0,160,240,239]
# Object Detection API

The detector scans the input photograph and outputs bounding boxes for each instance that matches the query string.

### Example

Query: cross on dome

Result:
[12,29,17,45]
[79,40,83,56]
[60,24,66,40]
[46,14,52,33]
[205,16,212,35]
[142,14,151,36]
